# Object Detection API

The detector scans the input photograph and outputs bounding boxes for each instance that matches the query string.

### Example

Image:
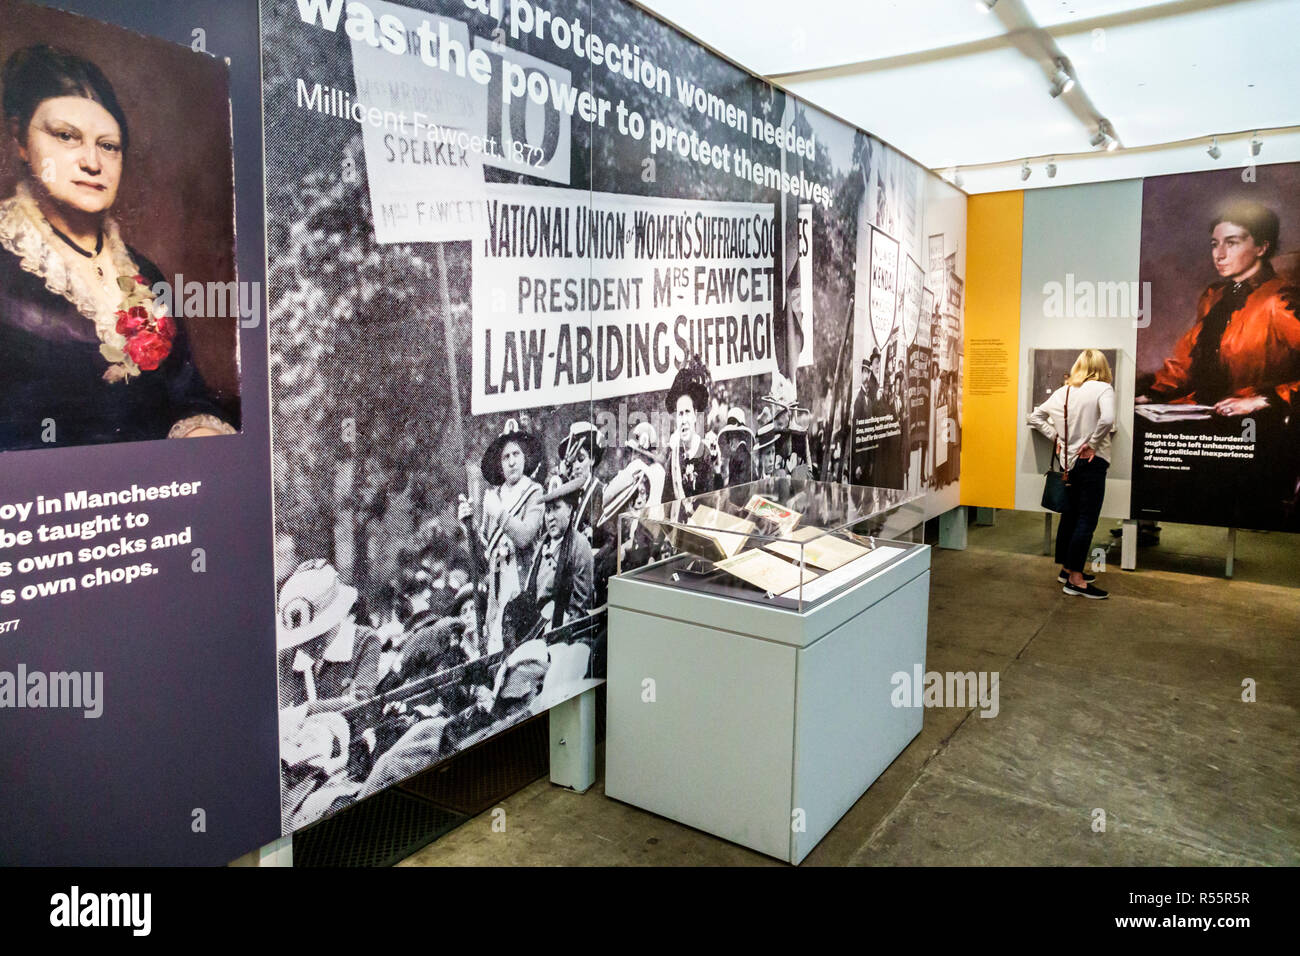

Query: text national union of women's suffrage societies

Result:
[471,187,814,412]
[291,0,823,411]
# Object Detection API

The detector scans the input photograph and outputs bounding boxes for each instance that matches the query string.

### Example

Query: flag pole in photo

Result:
[772,94,805,399]
[823,291,856,479]
[435,242,485,653]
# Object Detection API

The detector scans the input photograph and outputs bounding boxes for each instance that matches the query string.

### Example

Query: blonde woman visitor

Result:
[1029,349,1116,599]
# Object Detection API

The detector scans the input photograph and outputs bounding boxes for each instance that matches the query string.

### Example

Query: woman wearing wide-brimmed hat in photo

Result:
[622,419,662,467]
[276,559,384,714]
[598,421,666,573]
[275,559,384,830]
[559,419,618,606]
[663,356,719,502]
[557,420,606,543]
[717,406,754,486]
[458,419,544,654]
[514,473,594,636]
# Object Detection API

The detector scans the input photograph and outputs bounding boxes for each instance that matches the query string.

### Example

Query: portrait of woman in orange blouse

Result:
[1139,200,1300,416]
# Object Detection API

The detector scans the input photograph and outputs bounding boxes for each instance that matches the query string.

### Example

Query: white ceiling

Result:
[633,0,1300,192]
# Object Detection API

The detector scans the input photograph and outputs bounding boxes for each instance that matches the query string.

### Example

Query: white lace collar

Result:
[0,181,143,364]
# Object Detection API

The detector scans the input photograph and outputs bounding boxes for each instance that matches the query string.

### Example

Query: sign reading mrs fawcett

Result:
[472,184,803,413]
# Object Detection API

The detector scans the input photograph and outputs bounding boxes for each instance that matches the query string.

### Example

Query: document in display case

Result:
[607,478,931,863]
[617,477,920,611]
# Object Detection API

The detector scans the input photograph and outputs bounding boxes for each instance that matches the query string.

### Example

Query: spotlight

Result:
[1046,159,1057,178]
[1250,133,1262,157]
[1090,121,1119,151]
[976,0,998,12]
[1021,161,1032,181]
[1207,137,1221,160]
[948,167,965,188]
[1049,61,1075,98]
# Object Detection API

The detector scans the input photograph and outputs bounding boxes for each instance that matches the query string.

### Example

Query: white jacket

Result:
[1028,379,1116,468]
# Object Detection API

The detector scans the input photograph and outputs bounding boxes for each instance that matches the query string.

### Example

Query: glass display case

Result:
[607,477,931,862]
[617,478,920,612]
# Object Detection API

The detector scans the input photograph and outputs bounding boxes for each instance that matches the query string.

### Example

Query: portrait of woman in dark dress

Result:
[0,44,235,452]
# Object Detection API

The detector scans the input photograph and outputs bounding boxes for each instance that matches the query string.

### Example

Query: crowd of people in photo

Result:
[274,357,831,829]
[849,315,962,495]
[851,344,907,489]
[274,416,615,830]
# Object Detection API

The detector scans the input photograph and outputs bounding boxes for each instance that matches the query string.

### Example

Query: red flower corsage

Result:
[125,331,173,371]
[103,274,175,382]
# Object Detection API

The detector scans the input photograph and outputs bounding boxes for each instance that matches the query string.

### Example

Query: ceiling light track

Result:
[938,126,1292,180]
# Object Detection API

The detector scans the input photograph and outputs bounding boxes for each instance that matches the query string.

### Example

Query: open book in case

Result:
[616,477,923,612]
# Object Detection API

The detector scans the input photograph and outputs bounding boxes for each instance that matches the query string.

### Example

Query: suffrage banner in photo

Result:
[1133,163,1300,531]
[346,1,578,245]
[929,240,961,375]
[939,310,961,373]
[798,203,814,367]
[349,1,488,243]
[934,403,949,467]
[945,253,964,317]
[473,183,806,413]
[869,226,900,349]
[901,254,923,347]
[907,343,931,446]
[918,288,934,350]
[927,234,945,294]
[849,222,908,493]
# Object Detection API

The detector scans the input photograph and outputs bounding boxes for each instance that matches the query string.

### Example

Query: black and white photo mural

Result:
[848,138,966,510]
[262,0,966,831]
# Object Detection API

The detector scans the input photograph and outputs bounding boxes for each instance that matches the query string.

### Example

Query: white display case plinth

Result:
[606,539,929,864]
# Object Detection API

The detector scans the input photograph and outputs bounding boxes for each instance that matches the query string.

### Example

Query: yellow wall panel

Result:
[960,191,1023,508]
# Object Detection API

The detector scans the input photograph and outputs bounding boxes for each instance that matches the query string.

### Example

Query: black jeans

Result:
[1055,457,1109,573]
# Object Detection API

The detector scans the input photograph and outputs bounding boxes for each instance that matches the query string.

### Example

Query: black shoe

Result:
[1063,582,1108,599]
[1058,571,1096,584]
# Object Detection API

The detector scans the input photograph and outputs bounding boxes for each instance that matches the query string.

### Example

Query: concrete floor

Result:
[399,513,1299,866]
[982,509,1300,589]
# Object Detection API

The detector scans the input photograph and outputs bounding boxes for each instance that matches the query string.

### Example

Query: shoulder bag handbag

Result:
[1041,387,1071,513]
